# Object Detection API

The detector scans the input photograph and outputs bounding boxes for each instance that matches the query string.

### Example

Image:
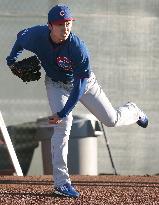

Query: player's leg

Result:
[80,73,148,127]
[45,76,72,187]
[45,76,79,197]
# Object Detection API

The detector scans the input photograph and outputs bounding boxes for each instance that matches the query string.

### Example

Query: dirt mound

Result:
[0,175,159,204]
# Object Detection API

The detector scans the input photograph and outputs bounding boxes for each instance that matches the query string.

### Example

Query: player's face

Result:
[49,20,72,43]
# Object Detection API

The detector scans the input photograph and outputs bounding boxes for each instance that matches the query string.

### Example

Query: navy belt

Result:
[51,79,73,84]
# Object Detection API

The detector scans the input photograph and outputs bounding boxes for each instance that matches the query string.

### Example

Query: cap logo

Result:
[60,10,65,16]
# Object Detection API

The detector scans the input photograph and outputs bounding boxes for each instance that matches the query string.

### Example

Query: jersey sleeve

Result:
[6,28,36,66]
[6,30,25,66]
[70,36,91,79]
[57,78,87,118]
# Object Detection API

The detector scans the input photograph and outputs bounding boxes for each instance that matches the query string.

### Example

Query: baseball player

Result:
[6,4,148,198]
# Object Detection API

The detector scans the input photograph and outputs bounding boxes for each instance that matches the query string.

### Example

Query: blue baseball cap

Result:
[48,4,75,24]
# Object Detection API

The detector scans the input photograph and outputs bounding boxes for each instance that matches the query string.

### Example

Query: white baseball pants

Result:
[45,72,140,187]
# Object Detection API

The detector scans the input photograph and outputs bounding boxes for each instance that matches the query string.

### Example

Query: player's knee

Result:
[53,114,73,136]
[107,121,116,127]
[106,116,118,127]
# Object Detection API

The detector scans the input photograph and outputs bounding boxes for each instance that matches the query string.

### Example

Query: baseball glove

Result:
[9,55,41,83]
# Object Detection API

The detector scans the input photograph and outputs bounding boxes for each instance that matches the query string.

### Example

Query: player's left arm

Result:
[49,66,90,124]
[49,77,87,124]
[58,77,87,117]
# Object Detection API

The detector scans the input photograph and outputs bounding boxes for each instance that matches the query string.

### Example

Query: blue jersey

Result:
[6,25,91,118]
[6,25,91,82]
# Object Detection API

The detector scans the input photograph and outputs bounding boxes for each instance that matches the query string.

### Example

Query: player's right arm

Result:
[6,27,38,66]
[6,30,27,66]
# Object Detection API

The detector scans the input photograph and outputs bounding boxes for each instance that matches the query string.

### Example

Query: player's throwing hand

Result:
[49,114,62,124]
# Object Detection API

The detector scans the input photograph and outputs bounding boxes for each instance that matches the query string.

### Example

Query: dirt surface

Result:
[0,175,159,205]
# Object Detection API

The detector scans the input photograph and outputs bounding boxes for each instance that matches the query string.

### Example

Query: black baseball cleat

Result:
[137,111,148,128]
[54,183,80,198]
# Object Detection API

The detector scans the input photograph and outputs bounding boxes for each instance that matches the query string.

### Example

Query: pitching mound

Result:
[0,175,159,204]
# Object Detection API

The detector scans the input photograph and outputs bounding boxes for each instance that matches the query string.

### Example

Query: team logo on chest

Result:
[56,56,73,71]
